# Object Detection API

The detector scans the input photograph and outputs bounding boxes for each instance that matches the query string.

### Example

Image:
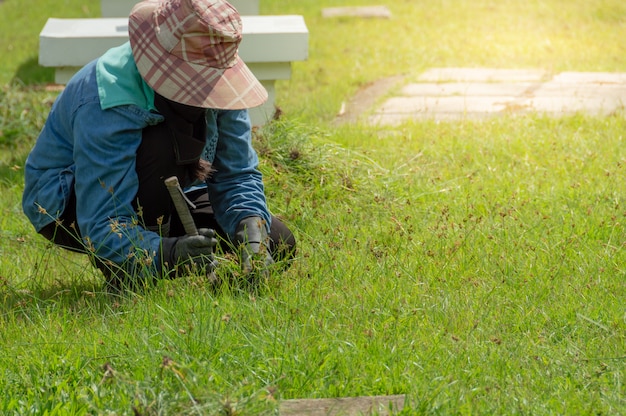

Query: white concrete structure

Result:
[39,16,308,125]
[101,0,260,17]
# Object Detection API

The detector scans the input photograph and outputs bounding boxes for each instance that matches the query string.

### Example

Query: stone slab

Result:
[378,96,513,114]
[279,394,405,416]
[517,96,625,115]
[401,82,534,97]
[531,83,626,98]
[552,72,626,84]
[322,6,392,19]
[418,68,548,82]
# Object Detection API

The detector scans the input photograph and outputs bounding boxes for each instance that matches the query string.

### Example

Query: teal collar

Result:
[96,42,156,111]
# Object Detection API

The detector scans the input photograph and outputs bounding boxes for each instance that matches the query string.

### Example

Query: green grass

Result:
[0,0,99,84]
[1,0,626,414]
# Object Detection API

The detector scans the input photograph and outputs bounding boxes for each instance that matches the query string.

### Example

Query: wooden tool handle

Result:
[164,176,198,236]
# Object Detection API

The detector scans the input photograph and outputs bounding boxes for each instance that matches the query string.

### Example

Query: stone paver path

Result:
[367,68,626,125]
[280,394,405,416]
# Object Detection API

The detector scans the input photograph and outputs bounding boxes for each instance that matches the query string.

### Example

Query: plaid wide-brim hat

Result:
[129,0,268,109]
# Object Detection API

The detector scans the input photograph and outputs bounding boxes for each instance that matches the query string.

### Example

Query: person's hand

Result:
[169,228,218,274]
[234,217,274,278]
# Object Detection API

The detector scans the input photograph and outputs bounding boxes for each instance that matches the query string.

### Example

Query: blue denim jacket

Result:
[22,45,270,274]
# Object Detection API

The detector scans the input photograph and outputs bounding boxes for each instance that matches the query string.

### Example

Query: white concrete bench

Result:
[39,15,308,125]
[102,0,259,17]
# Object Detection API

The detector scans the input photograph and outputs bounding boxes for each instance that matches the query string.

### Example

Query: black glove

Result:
[162,228,218,275]
[234,216,274,277]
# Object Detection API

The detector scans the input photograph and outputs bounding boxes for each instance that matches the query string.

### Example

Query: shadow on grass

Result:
[12,56,55,85]
[0,235,296,323]
[0,238,116,321]
[0,275,114,323]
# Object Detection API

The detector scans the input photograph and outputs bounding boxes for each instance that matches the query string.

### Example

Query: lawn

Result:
[1,0,626,414]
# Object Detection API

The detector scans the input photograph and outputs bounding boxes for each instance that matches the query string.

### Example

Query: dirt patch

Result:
[333,75,405,125]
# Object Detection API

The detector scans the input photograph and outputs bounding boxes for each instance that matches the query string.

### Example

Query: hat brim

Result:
[129,1,268,109]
